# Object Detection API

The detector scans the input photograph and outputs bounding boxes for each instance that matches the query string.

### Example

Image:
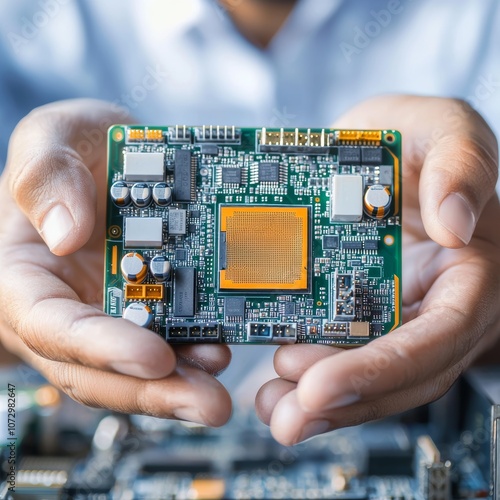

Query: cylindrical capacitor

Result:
[121,252,148,283]
[152,183,172,206]
[123,302,153,328]
[150,255,171,281]
[110,181,131,207]
[364,184,392,219]
[131,183,152,207]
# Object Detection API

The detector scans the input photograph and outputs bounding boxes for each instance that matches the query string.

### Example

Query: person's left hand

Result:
[256,95,500,445]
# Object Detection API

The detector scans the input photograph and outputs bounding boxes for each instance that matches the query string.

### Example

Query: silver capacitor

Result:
[364,184,392,219]
[131,183,152,207]
[152,183,172,206]
[123,302,153,328]
[150,255,171,282]
[110,181,131,207]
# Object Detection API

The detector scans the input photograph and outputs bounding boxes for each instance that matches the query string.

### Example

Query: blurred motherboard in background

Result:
[1,365,498,499]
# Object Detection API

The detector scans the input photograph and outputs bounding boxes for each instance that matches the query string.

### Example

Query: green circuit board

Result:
[104,126,402,345]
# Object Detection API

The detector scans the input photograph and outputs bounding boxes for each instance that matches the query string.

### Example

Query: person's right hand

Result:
[0,99,232,426]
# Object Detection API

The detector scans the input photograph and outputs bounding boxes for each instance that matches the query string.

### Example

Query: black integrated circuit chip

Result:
[175,248,187,260]
[173,150,194,201]
[323,235,339,249]
[338,147,361,165]
[364,239,379,250]
[201,144,219,155]
[224,296,246,320]
[222,167,242,184]
[361,147,383,165]
[258,162,280,182]
[341,241,363,250]
[173,267,196,317]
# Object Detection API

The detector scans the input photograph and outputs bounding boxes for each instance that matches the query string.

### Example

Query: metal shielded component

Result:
[330,174,363,222]
[349,322,370,337]
[124,217,163,248]
[168,209,187,236]
[124,151,164,182]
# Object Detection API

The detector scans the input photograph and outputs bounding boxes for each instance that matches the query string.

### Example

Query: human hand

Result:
[0,100,231,426]
[256,95,500,445]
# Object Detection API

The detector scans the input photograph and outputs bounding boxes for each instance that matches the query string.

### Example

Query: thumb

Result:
[419,132,498,246]
[5,99,131,255]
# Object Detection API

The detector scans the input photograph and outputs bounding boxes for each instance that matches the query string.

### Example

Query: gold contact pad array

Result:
[219,206,309,290]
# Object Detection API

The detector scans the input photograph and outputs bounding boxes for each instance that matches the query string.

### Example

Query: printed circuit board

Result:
[104,126,402,345]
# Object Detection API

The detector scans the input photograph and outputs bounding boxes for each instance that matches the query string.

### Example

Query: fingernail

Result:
[109,360,164,379]
[301,392,360,413]
[174,407,206,426]
[296,420,330,444]
[40,204,74,250]
[322,393,360,411]
[438,193,476,244]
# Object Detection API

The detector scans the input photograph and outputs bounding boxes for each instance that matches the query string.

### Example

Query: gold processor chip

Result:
[219,206,309,291]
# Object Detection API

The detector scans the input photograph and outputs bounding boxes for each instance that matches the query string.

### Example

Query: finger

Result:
[273,344,343,382]
[5,332,231,427]
[296,253,500,413]
[175,344,232,376]
[1,309,230,379]
[401,240,441,306]
[270,390,331,446]
[269,371,451,446]
[5,99,130,255]
[333,95,499,247]
[419,130,498,246]
[255,378,296,425]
